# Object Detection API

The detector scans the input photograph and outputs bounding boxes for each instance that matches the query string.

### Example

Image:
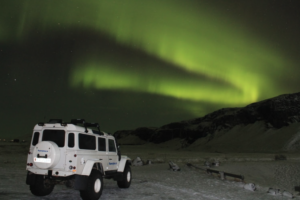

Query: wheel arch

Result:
[75,161,104,190]
[82,160,104,176]
[117,156,131,172]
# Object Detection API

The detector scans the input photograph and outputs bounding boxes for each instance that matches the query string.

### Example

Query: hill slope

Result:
[115,92,300,152]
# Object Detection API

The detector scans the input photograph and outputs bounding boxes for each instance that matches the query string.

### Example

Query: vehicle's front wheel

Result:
[80,170,103,200]
[29,175,54,196]
[117,165,132,188]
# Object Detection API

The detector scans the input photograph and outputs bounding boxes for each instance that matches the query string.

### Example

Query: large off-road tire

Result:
[29,175,54,196]
[117,165,132,188]
[80,170,103,200]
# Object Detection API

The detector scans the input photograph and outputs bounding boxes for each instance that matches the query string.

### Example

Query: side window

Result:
[32,132,39,146]
[98,137,106,151]
[79,134,96,150]
[108,139,116,152]
[68,133,74,148]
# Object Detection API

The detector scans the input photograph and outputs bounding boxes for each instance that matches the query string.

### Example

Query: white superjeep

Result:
[26,119,132,200]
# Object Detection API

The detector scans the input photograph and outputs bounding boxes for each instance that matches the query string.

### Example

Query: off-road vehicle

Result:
[26,119,131,200]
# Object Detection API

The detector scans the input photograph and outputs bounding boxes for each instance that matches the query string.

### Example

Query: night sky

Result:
[1,0,300,138]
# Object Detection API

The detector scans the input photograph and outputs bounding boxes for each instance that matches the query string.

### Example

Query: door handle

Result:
[109,159,112,160]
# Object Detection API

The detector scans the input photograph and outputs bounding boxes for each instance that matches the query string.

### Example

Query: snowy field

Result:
[1,143,300,200]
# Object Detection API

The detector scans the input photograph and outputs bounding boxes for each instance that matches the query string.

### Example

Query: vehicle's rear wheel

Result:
[80,170,103,200]
[30,175,54,196]
[117,165,132,188]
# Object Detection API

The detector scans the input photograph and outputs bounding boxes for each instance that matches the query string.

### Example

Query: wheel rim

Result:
[94,178,101,193]
[127,171,131,182]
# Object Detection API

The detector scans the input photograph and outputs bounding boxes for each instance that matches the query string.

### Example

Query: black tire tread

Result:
[80,170,103,200]
[117,165,131,188]
[29,175,54,196]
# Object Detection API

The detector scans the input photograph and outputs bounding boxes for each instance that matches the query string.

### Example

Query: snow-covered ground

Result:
[1,142,300,200]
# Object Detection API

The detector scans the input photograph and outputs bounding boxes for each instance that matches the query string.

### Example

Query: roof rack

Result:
[84,122,103,135]
[36,119,103,135]
[37,119,65,126]
[70,119,85,125]
[49,119,63,123]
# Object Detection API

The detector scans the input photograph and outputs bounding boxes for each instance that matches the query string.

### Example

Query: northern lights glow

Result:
[0,0,297,116]
[71,60,244,105]
[66,0,287,105]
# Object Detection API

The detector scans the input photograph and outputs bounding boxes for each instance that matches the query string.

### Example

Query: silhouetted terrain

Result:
[115,92,300,152]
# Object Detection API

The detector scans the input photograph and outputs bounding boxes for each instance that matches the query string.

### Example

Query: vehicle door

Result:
[42,129,66,169]
[97,137,109,170]
[107,138,118,171]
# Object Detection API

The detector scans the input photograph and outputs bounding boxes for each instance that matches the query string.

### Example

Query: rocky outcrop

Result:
[114,92,300,146]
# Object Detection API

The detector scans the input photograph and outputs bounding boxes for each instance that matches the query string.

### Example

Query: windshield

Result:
[42,130,65,147]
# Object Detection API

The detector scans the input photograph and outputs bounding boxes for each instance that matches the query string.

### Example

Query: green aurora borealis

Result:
[70,0,284,105]
[3,0,285,104]
[1,0,300,136]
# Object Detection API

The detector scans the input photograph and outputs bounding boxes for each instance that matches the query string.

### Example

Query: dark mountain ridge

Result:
[114,92,300,147]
